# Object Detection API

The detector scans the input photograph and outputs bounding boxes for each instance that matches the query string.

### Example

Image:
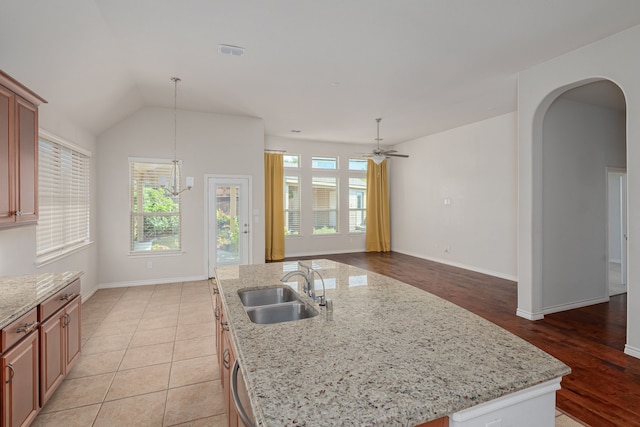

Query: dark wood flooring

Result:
[289,251,640,427]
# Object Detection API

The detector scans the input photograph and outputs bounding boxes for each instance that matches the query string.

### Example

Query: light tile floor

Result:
[33,280,227,427]
[31,279,586,427]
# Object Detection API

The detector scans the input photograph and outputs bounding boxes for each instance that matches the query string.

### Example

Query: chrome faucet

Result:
[281,262,326,306]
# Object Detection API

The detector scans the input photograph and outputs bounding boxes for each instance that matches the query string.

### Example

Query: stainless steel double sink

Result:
[238,286,318,324]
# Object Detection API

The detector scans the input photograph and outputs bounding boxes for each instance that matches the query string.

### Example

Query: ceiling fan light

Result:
[372,154,386,165]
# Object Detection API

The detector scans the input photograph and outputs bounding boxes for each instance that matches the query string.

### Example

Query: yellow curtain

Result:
[264,153,285,261]
[366,159,391,252]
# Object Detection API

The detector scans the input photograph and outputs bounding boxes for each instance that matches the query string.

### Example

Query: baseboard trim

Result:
[516,308,544,320]
[98,275,208,289]
[393,249,518,282]
[285,249,363,258]
[624,344,640,359]
[541,295,610,315]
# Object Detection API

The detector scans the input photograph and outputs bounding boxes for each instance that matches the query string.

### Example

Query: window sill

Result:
[36,241,94,268]
[128,250,184,258]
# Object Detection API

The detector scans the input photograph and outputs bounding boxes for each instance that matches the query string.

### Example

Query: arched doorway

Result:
[536,80,626,312]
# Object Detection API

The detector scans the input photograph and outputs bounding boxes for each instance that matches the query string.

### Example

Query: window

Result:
[349,177,367,232]
[37,133,91,263]
[130,159,182,253]
[283,154,299,168]
[312,156,337,169]
[312,177,338,234]
[348,158,368,171]
[284,176,301,235]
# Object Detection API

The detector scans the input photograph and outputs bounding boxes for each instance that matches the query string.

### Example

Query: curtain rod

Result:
[264,149,286,153]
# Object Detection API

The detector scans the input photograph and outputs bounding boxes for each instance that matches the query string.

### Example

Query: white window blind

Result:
[284,175,301,235]
[349,177,367,232]
[312,176,338,234]
[37,136,90,261]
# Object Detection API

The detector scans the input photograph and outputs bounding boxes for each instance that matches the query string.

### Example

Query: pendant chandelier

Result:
[160,76,193,196]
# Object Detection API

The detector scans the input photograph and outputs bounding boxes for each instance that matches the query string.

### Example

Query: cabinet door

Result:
[0,85,14,226]
[2,332,39,427]
[14,97,37,224]
[39,314,64,406]
[64,297,81,370]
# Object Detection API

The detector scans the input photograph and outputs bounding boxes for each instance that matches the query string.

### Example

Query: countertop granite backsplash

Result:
[215,260,570,427]
[0,271,83,329]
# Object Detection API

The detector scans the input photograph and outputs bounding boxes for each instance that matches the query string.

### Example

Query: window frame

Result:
[348,176,367,233]
[284,174,301,236]
[348,158,367,233]
[129,157,183,256]
[311,175,339,235]
[36,130,92,266]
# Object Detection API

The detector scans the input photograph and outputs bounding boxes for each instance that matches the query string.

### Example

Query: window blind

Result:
[312,176,338,234]
[37,137,90,260]
[284,175,301,235]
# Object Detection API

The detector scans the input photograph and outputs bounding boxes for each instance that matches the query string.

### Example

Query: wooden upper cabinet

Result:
[0,70,46,229]
[15,98,38,224]
[0,85,15,226]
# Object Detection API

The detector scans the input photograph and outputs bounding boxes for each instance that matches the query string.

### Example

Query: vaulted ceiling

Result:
[2,1,640,144]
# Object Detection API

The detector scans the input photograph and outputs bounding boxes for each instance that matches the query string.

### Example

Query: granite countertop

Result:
[215,260,570,427]
[0,271,83,329]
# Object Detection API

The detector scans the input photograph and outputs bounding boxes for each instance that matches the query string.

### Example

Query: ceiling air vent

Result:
[218,44,245,57]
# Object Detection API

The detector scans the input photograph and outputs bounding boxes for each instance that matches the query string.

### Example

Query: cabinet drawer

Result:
[38,279,81,322]
[1,308,38,353]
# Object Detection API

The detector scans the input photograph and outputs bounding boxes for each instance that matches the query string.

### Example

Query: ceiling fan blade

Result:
[381,149,398,154]
[386,153,409,158]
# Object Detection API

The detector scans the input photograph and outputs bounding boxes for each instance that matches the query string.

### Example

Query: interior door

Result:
[607,168,627,295]
[208,176,251,276]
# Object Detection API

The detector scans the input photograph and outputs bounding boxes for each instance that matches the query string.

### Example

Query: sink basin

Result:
[238,286,300,307]
[245,302,318,324]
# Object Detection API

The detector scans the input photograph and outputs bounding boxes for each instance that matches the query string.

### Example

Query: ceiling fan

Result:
[360,118,409,164]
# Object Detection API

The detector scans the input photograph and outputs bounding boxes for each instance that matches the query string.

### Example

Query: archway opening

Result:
[537,80,626,313]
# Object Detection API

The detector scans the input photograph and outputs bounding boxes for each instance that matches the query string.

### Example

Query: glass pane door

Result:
[208,177,250,275]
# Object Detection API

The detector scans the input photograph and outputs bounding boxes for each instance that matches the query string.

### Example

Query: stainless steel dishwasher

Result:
[231,360,256,427]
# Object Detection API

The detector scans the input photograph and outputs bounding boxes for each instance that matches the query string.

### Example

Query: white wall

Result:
[0,105,100,300]
[97,107,264,286]
[541,98,625,310]
[265,136,369,257]
[391,112,517,280]
[517,24,640,358]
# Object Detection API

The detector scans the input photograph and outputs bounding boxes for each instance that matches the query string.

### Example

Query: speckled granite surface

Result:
[216,260,570,427]
[0,271,83,329]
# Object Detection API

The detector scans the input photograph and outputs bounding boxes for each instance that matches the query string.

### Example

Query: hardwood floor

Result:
[289,252,640,427]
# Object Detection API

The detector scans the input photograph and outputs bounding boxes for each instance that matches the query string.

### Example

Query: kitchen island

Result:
[215,260,570,427]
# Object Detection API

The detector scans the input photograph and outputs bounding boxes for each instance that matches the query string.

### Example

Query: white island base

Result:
[449,378,561,427]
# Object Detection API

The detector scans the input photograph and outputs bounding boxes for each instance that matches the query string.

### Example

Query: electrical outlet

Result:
[147,261,153,269]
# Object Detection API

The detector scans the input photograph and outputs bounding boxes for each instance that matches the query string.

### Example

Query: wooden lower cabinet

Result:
[1,331,39,427]
[415,416,449,427]
[39,296,81,406]
[222,331,240,427]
